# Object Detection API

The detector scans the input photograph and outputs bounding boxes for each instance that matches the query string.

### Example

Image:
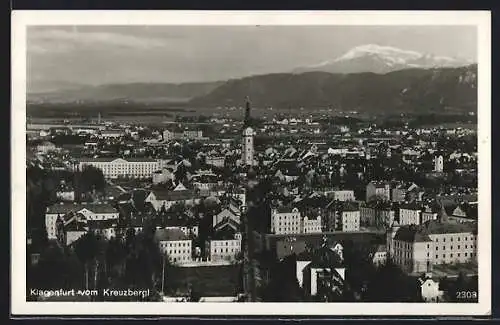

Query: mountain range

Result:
[28,81,224,104]
[190,65,477,113]
[293,44,473,75]
[27,44,477,113]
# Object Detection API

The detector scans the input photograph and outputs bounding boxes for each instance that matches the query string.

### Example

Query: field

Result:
[163,264,242,297]
[432,262,478,278]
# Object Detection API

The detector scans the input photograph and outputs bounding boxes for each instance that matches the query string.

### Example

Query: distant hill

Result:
[293,44,474,75]
[27,81,224,104]
[189,65,477,113]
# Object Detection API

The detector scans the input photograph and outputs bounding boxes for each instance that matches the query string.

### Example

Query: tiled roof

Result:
[154,228,188,242]
[47,203,118,214]
[342,201,360,212]
[394,221,477,243]
[214,218,240,233]
[400,202,422,211]
[152,189,196,201]
[275,206,297,214]
[369,181,390,188]
[87,219,118,230]
[423,220,477,235]
[394,225,432,243]
[298,244,344,268]
[65,220,87,232]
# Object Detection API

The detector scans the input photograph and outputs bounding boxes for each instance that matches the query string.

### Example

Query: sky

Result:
[27,25,477,92]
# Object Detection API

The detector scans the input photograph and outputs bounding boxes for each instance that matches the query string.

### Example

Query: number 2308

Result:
[456,291,478,299]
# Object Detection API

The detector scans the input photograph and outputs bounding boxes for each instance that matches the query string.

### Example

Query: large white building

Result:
[76,157,159,179]
[388,221,478,274]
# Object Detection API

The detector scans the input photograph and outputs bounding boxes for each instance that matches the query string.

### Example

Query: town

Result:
[26,98,478,303]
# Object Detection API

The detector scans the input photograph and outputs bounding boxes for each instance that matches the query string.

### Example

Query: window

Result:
[443,246,445,250]
[436,255,438,259]
[458,237,460,241]
[458,253,461,257]
[465,245,468,249]
[443,238,446,242]
[458,245,460,249]
[451,246,453,250]
[465,252,468,257]
[443,254,445,258]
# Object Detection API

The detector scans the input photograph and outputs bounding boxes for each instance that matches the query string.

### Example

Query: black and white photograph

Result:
[11,11,491,316]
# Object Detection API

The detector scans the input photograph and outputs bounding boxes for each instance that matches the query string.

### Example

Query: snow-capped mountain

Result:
[294,44,474,74]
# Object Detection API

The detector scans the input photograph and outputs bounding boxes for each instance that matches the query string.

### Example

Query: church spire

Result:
[244,96,251,128]
[438,201,448,223]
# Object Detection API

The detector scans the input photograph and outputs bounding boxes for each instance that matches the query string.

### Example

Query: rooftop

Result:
[47,203,118,215]
[154,228,189,242]
[394,221,477,243]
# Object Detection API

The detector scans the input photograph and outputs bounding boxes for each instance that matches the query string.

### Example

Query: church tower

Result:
[434,155,444,172]
[243,127,255,166]
[242,97,255,166]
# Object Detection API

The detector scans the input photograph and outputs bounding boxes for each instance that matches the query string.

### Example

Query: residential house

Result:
[417,273,444,302]
[146,183,200,211]
[366,181,391,202]
[295,241,346,299]
[206,156,225,168]
[87,219,118,240]
[421,204,440,224]
[62,212,88,246]
[370,245,388,267]
[324,201,360,232]
[360,201,395,229]
[392,182,420,202]
[36,141,57,154]
[447,203,478,223]
[302,215,322,234]
[213,205,241,228]
[155,228,192,265]
[152,168,175,185]
[399,202,422,226]
[325,190,355,202]
[209,238,242,262]
[99,129,124,139]
[271,206,302,235]
[45,203,119,239]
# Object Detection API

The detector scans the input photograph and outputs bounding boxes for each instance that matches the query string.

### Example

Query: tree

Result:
[74,232,100,290]
[79,165,106,193]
